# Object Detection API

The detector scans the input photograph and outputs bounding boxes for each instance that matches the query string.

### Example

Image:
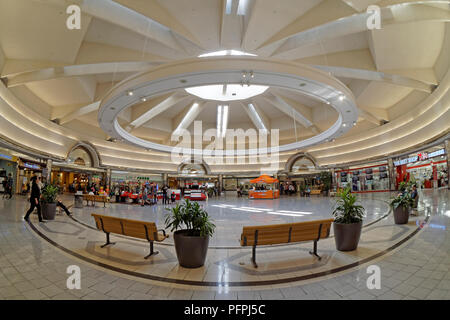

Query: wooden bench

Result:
[83,195,108,207]
[310,189,321,196]
[91,213,168,259]
[240,219,333,268]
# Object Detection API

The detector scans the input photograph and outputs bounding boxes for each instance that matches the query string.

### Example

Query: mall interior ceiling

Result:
[0,0,448,178]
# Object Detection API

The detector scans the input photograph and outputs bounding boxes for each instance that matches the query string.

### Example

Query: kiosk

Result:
[248,175,280,199]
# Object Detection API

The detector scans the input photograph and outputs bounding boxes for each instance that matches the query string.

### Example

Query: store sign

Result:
[23,162,41,170]
[394,149,445,166]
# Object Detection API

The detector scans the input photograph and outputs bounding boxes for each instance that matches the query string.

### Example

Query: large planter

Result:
[393,206,409,224]
[333,221,362,251]
[42,202,57,220]
[173,230,209,268]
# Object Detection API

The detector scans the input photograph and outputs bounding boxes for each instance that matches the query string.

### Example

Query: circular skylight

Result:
[185,84,269,101]
[198,50,257,58]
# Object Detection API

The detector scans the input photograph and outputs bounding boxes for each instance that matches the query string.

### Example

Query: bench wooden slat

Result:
[91,213,167,242]
[240,219,333,247]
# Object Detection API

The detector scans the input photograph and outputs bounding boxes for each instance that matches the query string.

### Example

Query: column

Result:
[218,174,223,193]
[330,169,335,190]
[388,158,395,191]
[46,159,52,184]
[106,168,111,192]
[445,139,450,190]
[161,173,168,186]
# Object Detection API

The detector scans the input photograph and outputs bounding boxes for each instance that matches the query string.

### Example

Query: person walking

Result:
[161,185,166,204]
[24,176,43,222]
[2,177,7,199]
[6,173,13,199]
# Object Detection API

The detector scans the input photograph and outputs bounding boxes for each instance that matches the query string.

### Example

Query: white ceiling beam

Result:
[4,61,163,87]
[260,1,450,56]
[262,93,314,129]
[314,65,435,93]
[128,94,192,130]
[58,101,100,125]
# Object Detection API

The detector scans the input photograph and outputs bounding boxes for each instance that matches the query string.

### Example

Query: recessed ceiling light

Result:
[339,95,345,101]
[326,101,331,105]
[299,83,306,87]
[127,90,134,96]
[180,79,187,83]
[110,107,115,110]
[343,123,347,127]
[140,97,147,102]
[346,110,351,113]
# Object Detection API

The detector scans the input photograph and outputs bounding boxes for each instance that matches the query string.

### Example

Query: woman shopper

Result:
[24,176,43,223]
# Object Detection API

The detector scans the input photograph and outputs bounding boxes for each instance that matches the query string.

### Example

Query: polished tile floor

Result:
[0,189,448,300]
[73,192,390,247]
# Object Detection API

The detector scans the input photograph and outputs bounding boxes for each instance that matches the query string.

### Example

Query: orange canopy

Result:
[250,174,279,184]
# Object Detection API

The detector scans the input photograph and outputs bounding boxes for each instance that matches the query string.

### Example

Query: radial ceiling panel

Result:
[0,0,91,63]
[25,77,96,107]
[356,81,414,109]
[369,21,446,71]
[242,0,321,51]
[156,0,222,50]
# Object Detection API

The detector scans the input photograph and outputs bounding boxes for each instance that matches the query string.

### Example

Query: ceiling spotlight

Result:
[343,123,347,127]
[127,90,134,96]
[326,101,331,105]
[250,72,254,78]
[352,121,356,126]
[140,97,147,102]
[339,95,345,101]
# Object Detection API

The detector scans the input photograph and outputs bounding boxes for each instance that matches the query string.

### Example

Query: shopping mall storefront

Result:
[394,147,448,189]
[335,162,390,193]
[0,151,18,195]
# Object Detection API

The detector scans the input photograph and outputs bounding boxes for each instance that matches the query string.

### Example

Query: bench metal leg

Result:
[144,241,159,259]
[251,245,258,268]
[100,233,116,248]
[309,240,322,260]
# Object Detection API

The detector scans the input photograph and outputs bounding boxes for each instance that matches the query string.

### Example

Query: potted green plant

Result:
[320,171,332,196]
[332,187,365,251]
[165,199,216,268]
[398,181,407,192]
[390,192,413,224]
[41,184,59,220]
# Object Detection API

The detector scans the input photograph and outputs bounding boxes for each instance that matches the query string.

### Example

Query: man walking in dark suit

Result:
[24,176,43,222]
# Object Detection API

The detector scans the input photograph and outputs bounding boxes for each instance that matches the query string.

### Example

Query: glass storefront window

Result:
[336,163,389,192]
